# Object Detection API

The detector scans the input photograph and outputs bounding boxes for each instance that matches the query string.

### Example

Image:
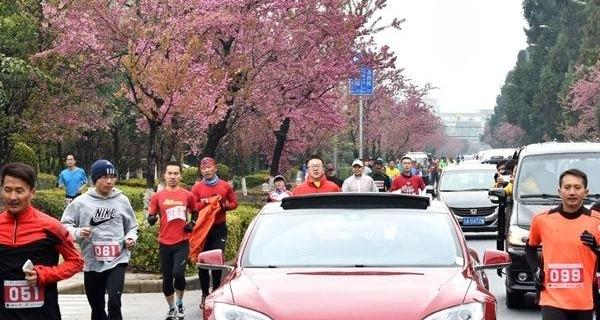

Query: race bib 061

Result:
[547,263,584,289]
[165,206,187,222]
[3,280,44,309]
[92,240,121,262]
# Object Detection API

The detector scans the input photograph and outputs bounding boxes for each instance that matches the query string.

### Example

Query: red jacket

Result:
[191,180,238,225]
[0,206,83,319]
[391,173,426,194]
[292,176,341,195]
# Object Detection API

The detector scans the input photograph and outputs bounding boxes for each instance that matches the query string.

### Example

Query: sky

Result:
[375,0,529,113]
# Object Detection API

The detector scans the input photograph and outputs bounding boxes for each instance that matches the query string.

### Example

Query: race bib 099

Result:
[92,240,121,262]
[3,280,44,309]
[166,206,187,222]
[547,263,584,289]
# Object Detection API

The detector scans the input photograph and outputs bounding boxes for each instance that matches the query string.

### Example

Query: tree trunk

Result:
[146,121,158,188]
[270,117,291,176]
[203,109,231,157]
[112,127,120,171]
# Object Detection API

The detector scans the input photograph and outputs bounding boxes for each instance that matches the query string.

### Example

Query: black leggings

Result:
[159,241,189,296]
[198,223,227,296]
[84,263,126,320]
[541,306,593,320]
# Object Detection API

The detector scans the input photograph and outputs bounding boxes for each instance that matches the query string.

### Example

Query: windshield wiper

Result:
[460,188,490,191]
[520,194,561,199]
[440,188,488,192]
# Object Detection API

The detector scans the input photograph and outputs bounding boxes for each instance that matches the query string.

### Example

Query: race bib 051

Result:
[3,280,44,309]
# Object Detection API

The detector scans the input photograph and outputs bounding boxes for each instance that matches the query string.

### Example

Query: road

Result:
[59,235,540,320]
[466,232,540,320]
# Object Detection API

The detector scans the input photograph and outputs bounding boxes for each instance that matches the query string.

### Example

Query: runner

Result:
[147,162,198,319]
[190,157,237,308]
[526,169,600,320]
[390,156,426,195]
[0,162,83,320]
[58,154,88,207]
[61,159,138,320]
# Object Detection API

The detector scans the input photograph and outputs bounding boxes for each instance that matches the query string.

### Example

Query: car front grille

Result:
[450,206,497,217]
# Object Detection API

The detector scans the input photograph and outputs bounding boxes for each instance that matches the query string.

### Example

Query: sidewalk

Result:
[58,272,200,294]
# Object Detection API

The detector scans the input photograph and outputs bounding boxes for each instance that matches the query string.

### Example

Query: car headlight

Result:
[423,302,484,320]
[214,302,273,320]
[507,225,529,247]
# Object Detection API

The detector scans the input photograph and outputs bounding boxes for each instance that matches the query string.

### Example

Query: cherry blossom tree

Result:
[563,60,600,140]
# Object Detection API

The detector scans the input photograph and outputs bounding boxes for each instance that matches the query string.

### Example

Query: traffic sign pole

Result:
[359,98,363,160]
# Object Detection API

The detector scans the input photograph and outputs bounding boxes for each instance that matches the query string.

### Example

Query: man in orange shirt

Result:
[292,155,340,195]
[526,168,600,319]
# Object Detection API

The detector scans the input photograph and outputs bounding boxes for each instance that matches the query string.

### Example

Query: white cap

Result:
[351,159,363,167]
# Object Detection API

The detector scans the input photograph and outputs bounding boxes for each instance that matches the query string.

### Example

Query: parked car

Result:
[198,193,510,320]
[490,141,600,308]
[437,163,499,232]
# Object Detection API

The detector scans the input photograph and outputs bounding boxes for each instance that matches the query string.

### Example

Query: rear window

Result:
[242,211,463,268]
[439,170,496,191]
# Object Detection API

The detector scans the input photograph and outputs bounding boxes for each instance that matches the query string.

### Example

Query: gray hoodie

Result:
[61,187,138,272]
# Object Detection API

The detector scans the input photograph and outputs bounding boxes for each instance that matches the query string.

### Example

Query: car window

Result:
[439,170,496,191]
[516,152,600,198]
[242,211,463,268]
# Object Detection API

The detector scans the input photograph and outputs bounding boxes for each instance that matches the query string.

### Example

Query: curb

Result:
[58,276,200,294]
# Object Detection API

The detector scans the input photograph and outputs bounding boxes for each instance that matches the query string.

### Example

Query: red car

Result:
[198,193,510,320]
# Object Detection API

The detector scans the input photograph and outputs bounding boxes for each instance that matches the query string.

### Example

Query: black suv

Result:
[491,142,600,308]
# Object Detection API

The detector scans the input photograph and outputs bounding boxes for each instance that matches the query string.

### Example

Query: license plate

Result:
[463,217,485,225]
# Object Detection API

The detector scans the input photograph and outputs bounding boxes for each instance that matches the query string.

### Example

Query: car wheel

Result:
[505,288,525,309]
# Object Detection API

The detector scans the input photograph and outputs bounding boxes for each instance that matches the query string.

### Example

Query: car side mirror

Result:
[488,188,506,204]
[474,249,511,271]
[197,249,233,273]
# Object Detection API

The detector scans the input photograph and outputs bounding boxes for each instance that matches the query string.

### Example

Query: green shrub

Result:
[337,166,351,180]
[181,166,198,187]
[217,163,233,181]
[128,205,260,273]
[244,173,269,189]
[9,142,37,169]
[117,186,146,211]
[118,178,149,188]
[33,189,65,219]
[224,205,260,260]
[37,173,57,190]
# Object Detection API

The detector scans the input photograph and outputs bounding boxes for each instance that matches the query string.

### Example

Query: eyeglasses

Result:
[98,175,117,180]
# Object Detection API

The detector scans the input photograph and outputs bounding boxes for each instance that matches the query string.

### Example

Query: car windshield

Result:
[242,211,463,268]
[516,152,600,200]
[439,170,496,192]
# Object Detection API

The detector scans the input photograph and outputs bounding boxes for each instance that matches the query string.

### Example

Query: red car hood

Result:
[226,267,474,320]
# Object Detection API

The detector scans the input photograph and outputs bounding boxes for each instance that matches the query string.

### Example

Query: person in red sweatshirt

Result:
[0,162,83,320]
[190,157,237,308]
[292,155,341,195]
[391,156,426,195]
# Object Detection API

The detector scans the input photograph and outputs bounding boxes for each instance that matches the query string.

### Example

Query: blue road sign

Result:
[349,67,374,96]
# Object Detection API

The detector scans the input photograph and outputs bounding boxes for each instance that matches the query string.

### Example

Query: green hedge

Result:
[37,173,57,190]
[118,179,150,188]
[33,189,64,219]
[244,173,269,189]
[33,186,146,219]
[128,205,260,273]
